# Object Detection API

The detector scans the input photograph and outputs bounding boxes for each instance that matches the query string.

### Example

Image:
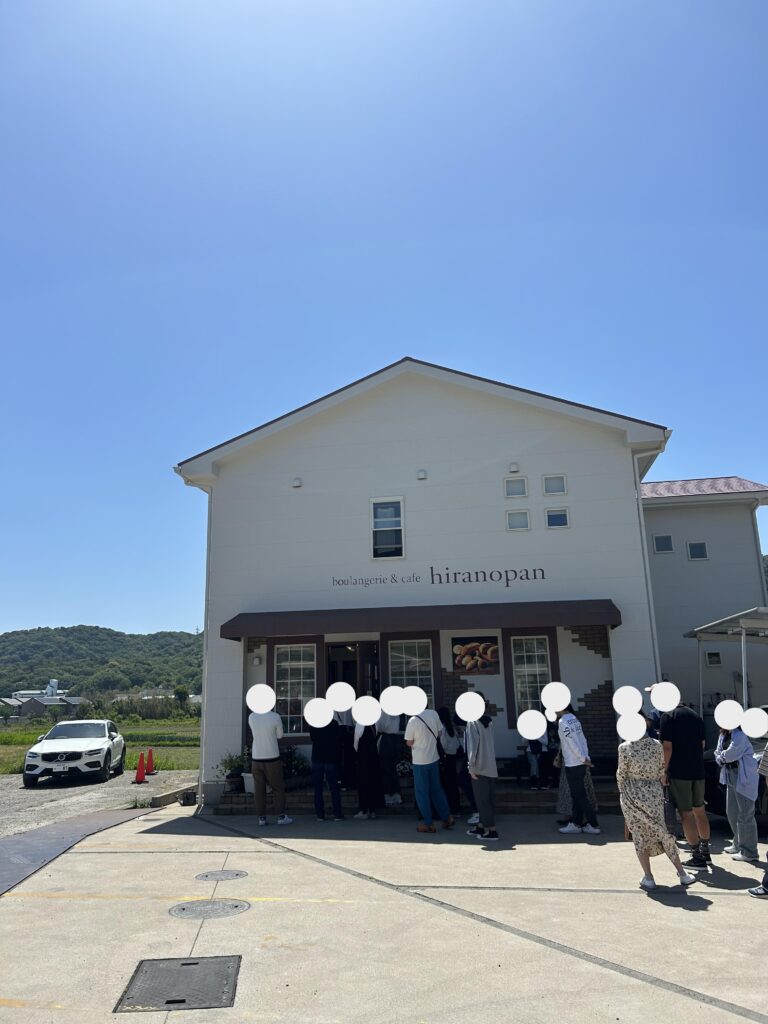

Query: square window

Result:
[546,508,569,528]
[543,475,567,495]
[506,509,530,531]
[706,652,722,667]
[504,477,528,498]
[687,541,708,561]
[653,534,673,553]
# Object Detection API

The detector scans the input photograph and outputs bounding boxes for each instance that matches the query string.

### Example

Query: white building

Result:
[175,358,767,804]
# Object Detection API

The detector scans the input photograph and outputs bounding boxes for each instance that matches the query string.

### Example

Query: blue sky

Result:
[1,1,765,635]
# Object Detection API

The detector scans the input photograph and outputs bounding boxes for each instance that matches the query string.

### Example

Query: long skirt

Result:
[620,778,678,858]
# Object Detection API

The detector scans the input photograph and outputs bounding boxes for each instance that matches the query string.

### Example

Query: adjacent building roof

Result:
[642,477,768,499]
[684,607,768,644]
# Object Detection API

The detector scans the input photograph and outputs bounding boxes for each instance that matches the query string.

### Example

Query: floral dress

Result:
[616,736,678,858]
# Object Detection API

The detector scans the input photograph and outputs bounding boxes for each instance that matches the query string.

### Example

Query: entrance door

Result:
[326,642,380,697]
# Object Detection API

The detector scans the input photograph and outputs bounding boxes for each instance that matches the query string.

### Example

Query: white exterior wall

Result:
[197,372,658,794]
[644,501,768,706]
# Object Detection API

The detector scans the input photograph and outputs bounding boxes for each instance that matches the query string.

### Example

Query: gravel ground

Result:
[0,770,198,839]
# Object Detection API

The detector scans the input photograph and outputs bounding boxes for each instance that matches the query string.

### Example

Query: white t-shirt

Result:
[249,711,283,760]
[404,709,444,765]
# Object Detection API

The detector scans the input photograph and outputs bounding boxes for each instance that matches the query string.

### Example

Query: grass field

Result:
[0,718,200,774]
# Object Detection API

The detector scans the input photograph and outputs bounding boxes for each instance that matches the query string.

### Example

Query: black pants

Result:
[378,733,401,797]
[565,764,598,828]
[440,754,460,815]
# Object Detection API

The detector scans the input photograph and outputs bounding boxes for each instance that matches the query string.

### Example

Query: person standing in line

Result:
[557,704,601,835]
[454,715,480,826]
[437,706,462,817]
[376,710,403,807]
[248,705,292,826]
[404,707,454,834]
[659,700,710,869]
[308,716,344,821]
[353,721,383,819]
[617,712,697,890]
[465,695,500,842]
[337,700,357,790]
[715,724,759,863]
[527,728,548,791]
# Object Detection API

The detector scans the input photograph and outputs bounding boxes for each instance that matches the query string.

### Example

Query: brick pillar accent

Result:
[575,679,617,759]
[564,625,610,659]
[439,670,503,718]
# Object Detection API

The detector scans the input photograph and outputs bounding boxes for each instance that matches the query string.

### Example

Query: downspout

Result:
[633,452,662,679]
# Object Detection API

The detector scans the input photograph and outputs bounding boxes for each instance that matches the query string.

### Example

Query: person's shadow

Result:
[646,890,713,910]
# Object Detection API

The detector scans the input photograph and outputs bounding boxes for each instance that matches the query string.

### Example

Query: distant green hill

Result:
[0,625,203,697]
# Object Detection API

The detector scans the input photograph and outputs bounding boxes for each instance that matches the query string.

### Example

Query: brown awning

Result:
[220,600,621,640]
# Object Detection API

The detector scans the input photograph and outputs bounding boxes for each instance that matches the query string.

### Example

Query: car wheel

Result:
[22,773,39,788]
[114,748,126,776]
[98,753,111,783]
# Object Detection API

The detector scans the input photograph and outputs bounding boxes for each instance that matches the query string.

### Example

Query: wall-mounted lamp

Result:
[252,656,262,666]
[416,469,428,480]
[292,478,302,488]
[508,462,519,473]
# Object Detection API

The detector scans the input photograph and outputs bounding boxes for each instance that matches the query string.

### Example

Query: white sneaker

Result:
[277,814,293,825]
[678,871,697,886]
[467,812,480,825]
[258,816,267,826]
[353,811,370,819]
[639,876,656,891]
[582,824,601,835]
[559,823,582,834]
[384,795,393,806]
[390,794,403,805]
[732,852,759,863]
[724,844,738,855]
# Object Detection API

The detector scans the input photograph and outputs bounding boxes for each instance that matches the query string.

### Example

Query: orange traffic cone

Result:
[133,751,148,784]
[146,748,156,775]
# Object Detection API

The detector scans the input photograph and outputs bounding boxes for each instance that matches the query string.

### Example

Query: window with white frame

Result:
[706,651,722,667]
[388,640,433,703]
[274,644,316,734]
[543,474,567,495]
[504,477,528,498]
[653,534,673,553]
[511,636,552,713]
[546,507,569,528]
[371,498,404,558]
[506,509,530,531]
[687,541,708,561]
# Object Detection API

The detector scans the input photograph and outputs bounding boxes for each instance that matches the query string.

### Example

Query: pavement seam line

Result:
[202,816,768,1024]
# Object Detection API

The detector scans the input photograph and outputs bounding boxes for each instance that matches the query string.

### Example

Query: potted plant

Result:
[217,751,249,794]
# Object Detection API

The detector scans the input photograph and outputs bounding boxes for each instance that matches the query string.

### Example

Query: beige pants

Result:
[251,759,286,816]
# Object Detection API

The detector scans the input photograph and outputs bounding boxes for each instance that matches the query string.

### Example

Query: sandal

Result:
[416,823,437,833]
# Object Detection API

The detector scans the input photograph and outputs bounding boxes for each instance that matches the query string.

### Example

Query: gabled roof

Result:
[176,357,669,484]
[642,476,768,505]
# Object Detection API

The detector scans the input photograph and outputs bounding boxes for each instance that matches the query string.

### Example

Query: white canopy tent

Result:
[684,607,768,714]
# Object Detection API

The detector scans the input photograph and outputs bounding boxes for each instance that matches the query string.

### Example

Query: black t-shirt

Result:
[659,706,705,780]
[308,720,342,764]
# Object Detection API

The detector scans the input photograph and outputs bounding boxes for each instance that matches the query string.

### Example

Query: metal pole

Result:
[741,628,748,707]
[698,637,703,718]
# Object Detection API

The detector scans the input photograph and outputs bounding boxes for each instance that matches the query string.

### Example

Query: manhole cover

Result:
[195,869,248,881]
[115,955,241,1013]
[169,899,250,920]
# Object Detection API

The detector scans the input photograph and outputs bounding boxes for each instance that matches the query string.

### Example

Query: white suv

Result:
[23,719,126,788]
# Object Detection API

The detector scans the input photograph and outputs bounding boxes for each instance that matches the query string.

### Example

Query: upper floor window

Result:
[506,509,530,531]
[504,477,528,498]
[371,498,404,558]
[546,507,569,529]
[543,474,567,495]
[653,534,673,553]
[687,541,708,561]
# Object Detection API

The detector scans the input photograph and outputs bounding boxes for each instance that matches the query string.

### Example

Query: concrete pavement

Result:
[0,807,766,1024]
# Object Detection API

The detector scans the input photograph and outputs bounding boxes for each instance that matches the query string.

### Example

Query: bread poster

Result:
[451,636,500,674]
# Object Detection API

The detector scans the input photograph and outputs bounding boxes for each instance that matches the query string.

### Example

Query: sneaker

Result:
[559,823,583,834]
[316,817,326,822]
[748,886,768,899]
[466,825,485,837]
[481,829,500,842]
[724,843,738,855]
[731,853,759,863]
[467,812,480,826]
[257,816,267,826]
[333,815,344,821]
[277,814,293,825]
[353,811,370,819]
[369,812,377,820]
[582,824,602,835]
[391,794,403,805]
[678,871,697,887]
[682,854,708,870]
[639,876,656,891]
[384,795,393,806]
[530,786,539,791]
[698,841,712,864]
